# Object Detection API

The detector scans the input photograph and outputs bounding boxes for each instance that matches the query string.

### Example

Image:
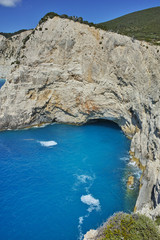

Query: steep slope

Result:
[97,7,160,45]
[0,16,160,221]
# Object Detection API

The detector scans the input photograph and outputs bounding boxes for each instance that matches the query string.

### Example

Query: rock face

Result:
[0,16,160,219]
[83,229,98,240]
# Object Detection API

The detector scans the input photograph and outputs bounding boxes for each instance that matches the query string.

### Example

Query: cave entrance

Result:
[86,118,121,130]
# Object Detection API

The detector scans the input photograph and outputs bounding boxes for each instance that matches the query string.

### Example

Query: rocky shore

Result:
[0,15,160,230]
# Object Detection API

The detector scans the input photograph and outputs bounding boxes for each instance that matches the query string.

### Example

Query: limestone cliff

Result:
[0,16,160,219]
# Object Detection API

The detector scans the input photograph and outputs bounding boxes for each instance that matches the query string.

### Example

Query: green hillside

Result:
[97,7,160,45]
[1,7,160,45]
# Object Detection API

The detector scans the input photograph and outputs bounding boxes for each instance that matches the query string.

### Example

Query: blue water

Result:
[0,121,139,240]
[0,79,5,88]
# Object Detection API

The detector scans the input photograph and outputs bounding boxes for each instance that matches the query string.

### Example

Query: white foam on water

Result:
[78,194,101,239]
[73,174,95,192]
[75,174,98,239]
[81,194,101,212]
[38,141,57,147]
[33,123,50,129]
[120,156,130,162]
[128,161,137,167]
[134,169,142,179]
[127,161,142,180]
[79,216,84,225]
[77,174,93,183]
[78,216,84,240]
[78,214,90,240]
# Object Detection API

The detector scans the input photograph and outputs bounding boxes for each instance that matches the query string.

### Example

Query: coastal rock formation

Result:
[84,212,160,240]
[0,16,160,221]
[127,176,134,189]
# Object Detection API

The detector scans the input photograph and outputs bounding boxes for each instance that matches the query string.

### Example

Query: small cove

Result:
[0,121,140,240]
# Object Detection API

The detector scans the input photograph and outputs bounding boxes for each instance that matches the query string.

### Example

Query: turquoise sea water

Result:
[0,79,5,88]
[0,121,140,240]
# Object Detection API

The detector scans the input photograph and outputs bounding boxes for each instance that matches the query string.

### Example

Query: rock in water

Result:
[83,230,98,240]
[0,16,160,218]
[127,176,134,188]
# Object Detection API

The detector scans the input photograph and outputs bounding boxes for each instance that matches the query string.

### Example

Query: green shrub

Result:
[97,212,160,240]
[16,60,20,65]
[96,7,160,44]
[22,34,30,45]
[38,12,59,25]
[2,7,159,46]
[155,216,160,226]
[38,11,96,29]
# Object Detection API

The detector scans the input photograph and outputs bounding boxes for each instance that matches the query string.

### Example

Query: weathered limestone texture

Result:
[83,229,98,240]
[0,17,160,219]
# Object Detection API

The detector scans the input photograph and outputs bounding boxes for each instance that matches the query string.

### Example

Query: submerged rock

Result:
[127,176,134,188]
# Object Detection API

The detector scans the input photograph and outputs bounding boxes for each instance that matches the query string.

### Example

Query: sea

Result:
[0,79,5,88]
[0,80,140,240]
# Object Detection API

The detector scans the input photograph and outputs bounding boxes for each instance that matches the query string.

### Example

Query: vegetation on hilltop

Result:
[0,29,30,39]
[96,212,160,240]
[38,8,160,45]
[1,7,159,45]
[0,12,95,40]
[96,7,160,45]
[38,12,95,27]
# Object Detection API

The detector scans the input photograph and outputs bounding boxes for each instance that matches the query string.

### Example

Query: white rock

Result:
[83,230,98,240]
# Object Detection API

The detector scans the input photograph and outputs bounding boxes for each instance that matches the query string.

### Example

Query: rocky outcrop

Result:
[0,16,160,220]
[84,212,160,240]
[0,30,32,78]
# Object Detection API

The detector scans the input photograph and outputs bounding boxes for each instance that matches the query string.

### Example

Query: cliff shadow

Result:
[85,119,121,130]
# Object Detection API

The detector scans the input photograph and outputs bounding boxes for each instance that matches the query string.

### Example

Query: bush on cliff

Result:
[0,29,29,39]
[38,12,59,25]
[97,212,160,240]
[38,11,96,27]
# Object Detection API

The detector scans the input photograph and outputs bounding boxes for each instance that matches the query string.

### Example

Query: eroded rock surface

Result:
[0,17,160,219]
